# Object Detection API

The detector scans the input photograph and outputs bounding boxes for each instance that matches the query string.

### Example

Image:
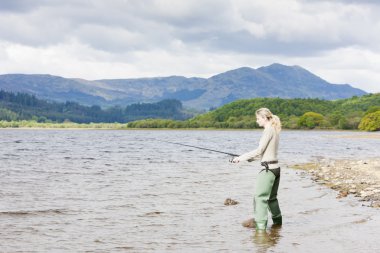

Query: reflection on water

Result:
[252,226,282,253]
[0,129,379,252]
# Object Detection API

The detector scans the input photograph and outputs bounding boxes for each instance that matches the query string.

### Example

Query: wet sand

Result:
[293,158,380,208]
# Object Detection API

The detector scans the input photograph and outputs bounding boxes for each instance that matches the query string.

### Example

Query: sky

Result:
[0,0,379,93]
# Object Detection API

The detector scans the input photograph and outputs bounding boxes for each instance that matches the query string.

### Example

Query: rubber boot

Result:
[272,216,282,225]
[255,221,267,231]
[268,169,282,227]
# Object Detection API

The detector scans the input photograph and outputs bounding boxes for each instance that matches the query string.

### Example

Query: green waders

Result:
[254,167,282,230]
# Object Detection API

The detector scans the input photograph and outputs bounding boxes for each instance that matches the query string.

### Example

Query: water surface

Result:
[0,129,379,252]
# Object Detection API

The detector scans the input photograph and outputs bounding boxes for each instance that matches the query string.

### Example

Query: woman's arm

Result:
[233,128,273,162]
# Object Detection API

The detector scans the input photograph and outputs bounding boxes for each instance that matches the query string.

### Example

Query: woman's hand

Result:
[231,156,240,163]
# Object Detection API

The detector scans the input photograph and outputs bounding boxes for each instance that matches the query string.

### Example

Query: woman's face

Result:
[256,114,267,127]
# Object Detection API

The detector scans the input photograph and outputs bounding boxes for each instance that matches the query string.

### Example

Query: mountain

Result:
[0,64,367,110]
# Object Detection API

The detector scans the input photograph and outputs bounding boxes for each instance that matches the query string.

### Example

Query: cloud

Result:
[0,0,47,13]
[0,0,379,92]
[1,0,379,54]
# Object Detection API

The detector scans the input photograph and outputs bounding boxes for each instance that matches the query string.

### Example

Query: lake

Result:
[0,129,379,252]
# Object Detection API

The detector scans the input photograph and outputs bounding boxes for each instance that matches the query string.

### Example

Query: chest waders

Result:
[254,161,282,230]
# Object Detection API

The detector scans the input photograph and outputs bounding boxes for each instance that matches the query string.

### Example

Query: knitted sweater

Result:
[237,126,279,168]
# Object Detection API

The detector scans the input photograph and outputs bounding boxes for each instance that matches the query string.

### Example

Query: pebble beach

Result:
[293,158,380,208]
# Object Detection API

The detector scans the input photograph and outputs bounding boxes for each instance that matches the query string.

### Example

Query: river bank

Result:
[293,158,380,208]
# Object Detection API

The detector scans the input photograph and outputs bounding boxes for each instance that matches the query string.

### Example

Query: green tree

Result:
[298,112,324,129]
[338,117,350,129]
[328,111,344,127]
[0,108,18,121]
[358,111,380,131]
[364,106,380,115]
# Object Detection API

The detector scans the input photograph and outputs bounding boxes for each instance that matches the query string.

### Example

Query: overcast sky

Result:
[0,0,379,92]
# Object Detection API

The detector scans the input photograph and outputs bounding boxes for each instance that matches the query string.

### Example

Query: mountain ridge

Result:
[0,63,367,109]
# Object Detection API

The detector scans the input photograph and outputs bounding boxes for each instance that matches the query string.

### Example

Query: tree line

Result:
[127,94,380,131]
[0,90,191,123]
[1,90,379,131]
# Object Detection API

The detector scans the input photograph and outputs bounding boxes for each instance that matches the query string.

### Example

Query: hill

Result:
[127,93,380,130]
[0,64,366,110]
[0,90,191,123]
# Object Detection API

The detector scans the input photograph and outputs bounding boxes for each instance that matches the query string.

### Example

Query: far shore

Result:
[0,125,379,135]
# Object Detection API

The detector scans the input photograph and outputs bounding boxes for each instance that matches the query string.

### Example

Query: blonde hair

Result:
[255,108,282,132]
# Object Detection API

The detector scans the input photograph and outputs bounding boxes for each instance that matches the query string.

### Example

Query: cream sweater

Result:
[237,126,279,168]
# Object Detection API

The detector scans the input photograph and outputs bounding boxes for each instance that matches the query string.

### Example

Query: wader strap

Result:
[260,161,280,178]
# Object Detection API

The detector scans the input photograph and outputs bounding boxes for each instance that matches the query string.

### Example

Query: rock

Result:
[360,191,370,198]
[242,218,256,228]
[145,211,163,216]
[321,167,329,172]
[337,190,348,198]
[224,198,239,206]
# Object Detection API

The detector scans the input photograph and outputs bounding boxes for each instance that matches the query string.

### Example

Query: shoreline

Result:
[0,126,378,132]
[292,158,380,208]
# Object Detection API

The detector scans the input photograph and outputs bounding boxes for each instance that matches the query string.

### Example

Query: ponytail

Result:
[271,114,282,133]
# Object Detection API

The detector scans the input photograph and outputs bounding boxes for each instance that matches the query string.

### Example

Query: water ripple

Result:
[0,129,379,252]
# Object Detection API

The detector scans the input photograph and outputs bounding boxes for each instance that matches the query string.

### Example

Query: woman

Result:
[232,108,282,231]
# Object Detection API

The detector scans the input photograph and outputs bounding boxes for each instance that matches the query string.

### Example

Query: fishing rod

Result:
[162,140,239,157]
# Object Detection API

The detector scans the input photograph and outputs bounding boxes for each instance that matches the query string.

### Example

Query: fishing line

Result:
[160,140,239,157]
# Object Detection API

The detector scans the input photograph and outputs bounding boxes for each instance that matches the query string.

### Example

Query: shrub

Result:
[358,111,380,131]
[297,112,324,129]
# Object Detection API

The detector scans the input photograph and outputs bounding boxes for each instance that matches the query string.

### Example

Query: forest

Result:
[0,90,191,123]
[127,94,380,131]
[1,90,379,131]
